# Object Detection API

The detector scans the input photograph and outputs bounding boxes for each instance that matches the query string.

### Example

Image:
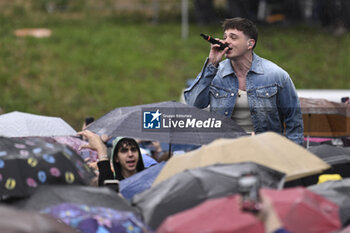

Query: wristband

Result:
[97,154,109,162]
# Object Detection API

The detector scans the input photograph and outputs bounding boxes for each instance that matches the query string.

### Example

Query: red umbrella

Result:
[263,188,341,233]
[157,187,341,233]
[157,195,263,233]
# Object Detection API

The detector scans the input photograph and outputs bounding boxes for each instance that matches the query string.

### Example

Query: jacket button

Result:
[224,111,228,115]
[231,93,234,96]
[215,93,219,97]
[266,93,269,96]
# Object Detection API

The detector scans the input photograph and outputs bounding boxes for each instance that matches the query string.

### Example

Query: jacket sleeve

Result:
[278,75,304,145]
[97,160,114,186]
[184,58,218,108]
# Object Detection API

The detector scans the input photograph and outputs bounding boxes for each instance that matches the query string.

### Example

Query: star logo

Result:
[150,109,162,122]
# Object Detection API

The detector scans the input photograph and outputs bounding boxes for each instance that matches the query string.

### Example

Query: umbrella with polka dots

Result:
[0,136,96,200]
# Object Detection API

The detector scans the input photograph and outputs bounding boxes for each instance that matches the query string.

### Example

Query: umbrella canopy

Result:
[309,144,350,177]
[287,145,350,187]
[0,111,77,137]
[132,162,285,229]
[120,162,166,200]
[0,137,95,199]
[308,179,350,227]
[0,205,77,233]
[52,136,98,162]
[153,132,330,185]
[11,185,140,216]
[87,101,247,146]
[157,187,341,233]
[308,179,350,207]
[41,203,153,233]
[300,97,350,137]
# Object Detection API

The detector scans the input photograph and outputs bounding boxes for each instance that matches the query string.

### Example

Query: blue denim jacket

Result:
[184,53,304,145]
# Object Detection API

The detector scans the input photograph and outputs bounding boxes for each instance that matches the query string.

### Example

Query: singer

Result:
[184,17,304,145]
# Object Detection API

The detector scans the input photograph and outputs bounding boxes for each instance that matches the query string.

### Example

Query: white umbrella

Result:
[0,111,76,137]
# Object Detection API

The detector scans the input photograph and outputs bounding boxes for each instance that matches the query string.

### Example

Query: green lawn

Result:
[0,10,349,130]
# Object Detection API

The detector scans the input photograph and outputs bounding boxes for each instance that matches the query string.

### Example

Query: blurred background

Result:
[0,0,349,130]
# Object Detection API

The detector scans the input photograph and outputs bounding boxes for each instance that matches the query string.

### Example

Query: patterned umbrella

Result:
[41,203,154,233]
[0,205,77,233]
[0,137,96,199]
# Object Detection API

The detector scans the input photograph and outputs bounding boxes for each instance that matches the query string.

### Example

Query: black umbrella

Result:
[10,185,140,216]
[285,144,350,187]
[87,101,247,148]
[0,137,96,200]
[131,162,285,229]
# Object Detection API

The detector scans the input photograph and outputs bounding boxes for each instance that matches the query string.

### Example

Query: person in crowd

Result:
[317,0,349,36]
[184,17,304,145]
[78,130,144,186]
[194,0,218,25]
[226,0,259,21]
[82,116,95,130]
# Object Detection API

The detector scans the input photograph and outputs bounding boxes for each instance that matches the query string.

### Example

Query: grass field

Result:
[0,5,350,130]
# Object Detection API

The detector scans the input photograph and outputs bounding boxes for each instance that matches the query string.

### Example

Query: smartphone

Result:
[238,175,261,213]
[103,179,119,193]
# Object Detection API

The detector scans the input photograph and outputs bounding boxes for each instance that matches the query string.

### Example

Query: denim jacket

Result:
[184,53,304,145]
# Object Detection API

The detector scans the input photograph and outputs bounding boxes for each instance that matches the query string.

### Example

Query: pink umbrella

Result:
[52,136,98,162]
[157,187,341,233]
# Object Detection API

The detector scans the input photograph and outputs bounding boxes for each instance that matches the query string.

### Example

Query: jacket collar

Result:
[221,52,264,78]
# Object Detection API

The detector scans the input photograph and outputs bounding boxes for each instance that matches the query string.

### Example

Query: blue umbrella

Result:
[120,162,166,200]
[141,154,158,168]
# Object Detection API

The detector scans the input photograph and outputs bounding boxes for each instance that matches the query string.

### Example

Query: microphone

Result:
[200,33,228,50]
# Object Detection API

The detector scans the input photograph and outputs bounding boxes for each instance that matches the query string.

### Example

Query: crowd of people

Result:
[1,10,349,232]
[65,17,350,232]
[194,0,350,36]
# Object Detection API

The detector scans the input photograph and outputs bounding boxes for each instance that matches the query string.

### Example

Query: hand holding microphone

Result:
[200,33,228,50]
[201,33,229,67]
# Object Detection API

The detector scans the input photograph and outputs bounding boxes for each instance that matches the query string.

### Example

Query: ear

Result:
[247,39,255,49]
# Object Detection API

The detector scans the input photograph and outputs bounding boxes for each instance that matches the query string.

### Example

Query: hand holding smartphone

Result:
[238,174,261,214]
[103,179,119,193]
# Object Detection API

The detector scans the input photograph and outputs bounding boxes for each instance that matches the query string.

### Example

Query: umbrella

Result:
[0,111,77,137]
[120,162,166,200]
[52,136,98,162]
[308,178,350,207]
[11,185,140,215]
[0,137,95,199]
[308,179,350,227]
[0,205,77,233]
[153,132,330,185]
[132,162,285,229]
[87,101,247,147]
[286,145,350,187]
[141,154,158,168]
[309,144,350,177]
[157,187,341,233]
[41,203,153,233]
[300,97,350,138]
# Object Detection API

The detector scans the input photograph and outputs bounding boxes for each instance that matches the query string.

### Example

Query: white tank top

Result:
[231,89,254,133]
